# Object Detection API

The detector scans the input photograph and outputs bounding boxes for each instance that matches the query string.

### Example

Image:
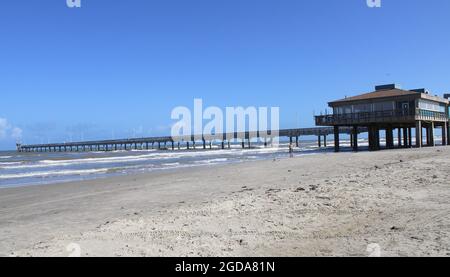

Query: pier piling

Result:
[18,127,363,153]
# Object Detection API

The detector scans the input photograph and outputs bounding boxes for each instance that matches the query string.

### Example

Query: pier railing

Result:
[17,127,365,153]
[315,108,448,126]
[416,109,449,121]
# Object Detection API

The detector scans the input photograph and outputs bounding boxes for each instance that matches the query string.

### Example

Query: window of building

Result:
[373,101,394,112]
[418,100,446,113]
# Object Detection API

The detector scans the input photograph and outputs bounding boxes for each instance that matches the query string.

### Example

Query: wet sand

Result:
[1,147,449,257]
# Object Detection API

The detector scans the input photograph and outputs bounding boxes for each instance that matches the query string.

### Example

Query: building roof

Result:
[329,86,449,106]
[330,89,419,105]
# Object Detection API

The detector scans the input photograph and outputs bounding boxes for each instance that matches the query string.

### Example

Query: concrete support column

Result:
[318,136,322,148]
[375,127,380,150]
[442,124,447,146]
[352,126,358,151]
[408,128,412,148]
[447,122,450,146]
[323,135,327,147]
[403,127,408,148]
[333,126,340,152]
[369,126,380,151]
[430,122,435,147]
[241,140,245,149]
[203,140,206,149]
[386,127,394,149]
[368,127,374,151]
[416,120,422,148]
[222,141,225,149]
[398,128,402,147]
[296,136,299,147]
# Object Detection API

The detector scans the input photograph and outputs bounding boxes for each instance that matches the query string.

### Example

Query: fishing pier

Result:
[16,127,361,153]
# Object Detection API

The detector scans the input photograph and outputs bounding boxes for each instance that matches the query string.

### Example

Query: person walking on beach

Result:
[289,143,294,158]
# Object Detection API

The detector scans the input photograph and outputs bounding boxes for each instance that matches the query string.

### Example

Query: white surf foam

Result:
[0,162,23,166]
[194,158,228,164]
[0,168,110,180]
[0,146,287,170]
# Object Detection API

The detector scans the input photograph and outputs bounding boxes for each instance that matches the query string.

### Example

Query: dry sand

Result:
[1,147,450,257]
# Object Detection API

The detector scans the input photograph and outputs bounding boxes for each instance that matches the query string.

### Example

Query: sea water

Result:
[0,140,359,188]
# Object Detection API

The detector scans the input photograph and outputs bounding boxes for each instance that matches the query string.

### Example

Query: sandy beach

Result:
[1,147,450,257]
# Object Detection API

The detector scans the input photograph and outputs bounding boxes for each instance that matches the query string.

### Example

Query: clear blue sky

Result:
[1,0,450,149]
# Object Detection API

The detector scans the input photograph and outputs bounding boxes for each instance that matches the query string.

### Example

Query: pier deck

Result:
[17,127,364,152]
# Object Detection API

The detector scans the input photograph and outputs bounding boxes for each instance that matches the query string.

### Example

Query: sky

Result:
[1,0,450,150]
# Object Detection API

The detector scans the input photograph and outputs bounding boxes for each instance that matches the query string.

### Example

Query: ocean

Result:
[0,140,357,189]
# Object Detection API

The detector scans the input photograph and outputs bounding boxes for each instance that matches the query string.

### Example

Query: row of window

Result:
[418,99,446,113]
[334,101,396,114]
[334,100,446,114]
